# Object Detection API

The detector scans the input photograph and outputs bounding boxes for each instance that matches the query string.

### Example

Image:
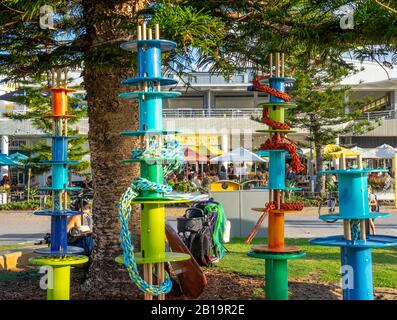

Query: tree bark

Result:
[81,0,148,297]
[314,144,324,194]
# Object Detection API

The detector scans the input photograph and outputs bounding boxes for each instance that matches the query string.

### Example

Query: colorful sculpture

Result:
[115,23,191,300]
[29,71,88,300]
[311,155,397,300]
[246,53,306,300]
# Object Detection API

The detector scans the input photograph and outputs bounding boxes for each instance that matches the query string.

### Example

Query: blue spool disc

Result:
[119,91,181,100]
[310,234,397,248]
[120,130,179,136]
[255,186,302,191]
[34,209,83,217]
[120,39,177,52]
[122,77,178,86]
[41,136,79,139]
[40,160,80,165]
[319,168,387,175]
[39,187,81,191]
[319,212,390,221]
[34,246,85,255]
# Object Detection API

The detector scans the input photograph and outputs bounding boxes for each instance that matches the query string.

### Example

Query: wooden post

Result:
[357,156,366,240]
[27,167,31,201]
[394,152,397,208]
[137,25,142,41]
[281,53,285,77]
[155,24,160,40]
[158,262,165,300]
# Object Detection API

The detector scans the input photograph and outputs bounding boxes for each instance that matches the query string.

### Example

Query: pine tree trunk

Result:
[80,0,148,298]
[315,145,324,194]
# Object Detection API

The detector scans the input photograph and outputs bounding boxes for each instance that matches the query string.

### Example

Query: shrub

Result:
[0,200,41,211]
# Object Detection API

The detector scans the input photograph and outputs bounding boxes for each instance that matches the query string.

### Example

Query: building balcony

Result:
[163,108,262,118]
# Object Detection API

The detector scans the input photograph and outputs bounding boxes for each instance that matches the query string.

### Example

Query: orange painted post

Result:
[267,210,285,250]
[50,88,75,117]
[247,53,306,300]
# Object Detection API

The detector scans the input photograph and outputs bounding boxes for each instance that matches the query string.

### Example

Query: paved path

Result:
[0,211,49,245]
[2,209,397,244]
[284,211,397,238]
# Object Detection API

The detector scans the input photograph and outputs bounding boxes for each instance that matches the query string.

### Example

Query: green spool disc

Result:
[248,250,306,260]
[29,255,89,266]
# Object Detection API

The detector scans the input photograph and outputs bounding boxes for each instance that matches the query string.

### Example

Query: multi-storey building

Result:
[1,59,397,185]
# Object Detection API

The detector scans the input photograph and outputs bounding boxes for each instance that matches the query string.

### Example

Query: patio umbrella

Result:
[195,144,222,158]
[349,146,379,159]
[256,149,302,159]
[0,153,18,166]
[9,152,29,164]
[324,144,361,159]
[371,144,397,159]
[184,147,208,162]
[0,89,26,101]
[210,147,266,163]
[210,147,266,181]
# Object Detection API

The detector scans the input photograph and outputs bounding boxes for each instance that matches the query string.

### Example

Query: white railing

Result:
[163,108,262,118]
[360,110,396,120]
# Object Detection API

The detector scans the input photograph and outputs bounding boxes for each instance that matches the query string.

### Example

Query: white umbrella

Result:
[372,144,397,159]
[350,146,379,159]
[210,147,266,163]
[210,147,266,181]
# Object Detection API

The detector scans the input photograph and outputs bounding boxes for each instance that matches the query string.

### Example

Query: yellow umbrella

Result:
[194,144,223,158]
[325,144,361,159]
[303,144,361,159]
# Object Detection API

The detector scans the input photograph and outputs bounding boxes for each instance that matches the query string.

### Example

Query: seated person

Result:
[67,199,92,233]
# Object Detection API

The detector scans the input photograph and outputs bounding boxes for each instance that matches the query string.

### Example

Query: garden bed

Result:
[0,238,397,300]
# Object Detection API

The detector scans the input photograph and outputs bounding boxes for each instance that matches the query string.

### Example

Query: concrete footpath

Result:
[1,208,397,245]
[0,211,49,245]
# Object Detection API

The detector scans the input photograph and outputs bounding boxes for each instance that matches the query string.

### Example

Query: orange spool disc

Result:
[251,244,302,253]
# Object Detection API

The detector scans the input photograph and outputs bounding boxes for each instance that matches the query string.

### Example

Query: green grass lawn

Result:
[218,238,397,288]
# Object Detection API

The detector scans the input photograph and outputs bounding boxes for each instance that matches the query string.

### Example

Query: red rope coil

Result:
[265,201,304,212]
[252,74,305,174]
[253,75,292,102]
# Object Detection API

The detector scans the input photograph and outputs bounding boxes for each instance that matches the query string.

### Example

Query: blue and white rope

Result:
[118,138,184,295]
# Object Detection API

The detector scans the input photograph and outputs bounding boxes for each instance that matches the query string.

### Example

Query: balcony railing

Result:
[163,108,262,118]
[360,110,397,120]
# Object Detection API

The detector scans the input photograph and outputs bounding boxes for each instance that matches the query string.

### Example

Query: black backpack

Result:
[177,207,214,267]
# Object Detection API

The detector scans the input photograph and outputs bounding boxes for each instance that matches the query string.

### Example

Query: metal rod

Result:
[269,54,273,77]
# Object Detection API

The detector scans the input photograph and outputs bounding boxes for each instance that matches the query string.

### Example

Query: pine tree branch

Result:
[375,0,397,14]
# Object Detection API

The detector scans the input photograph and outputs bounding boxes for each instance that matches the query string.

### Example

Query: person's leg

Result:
[369,219,376,235]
